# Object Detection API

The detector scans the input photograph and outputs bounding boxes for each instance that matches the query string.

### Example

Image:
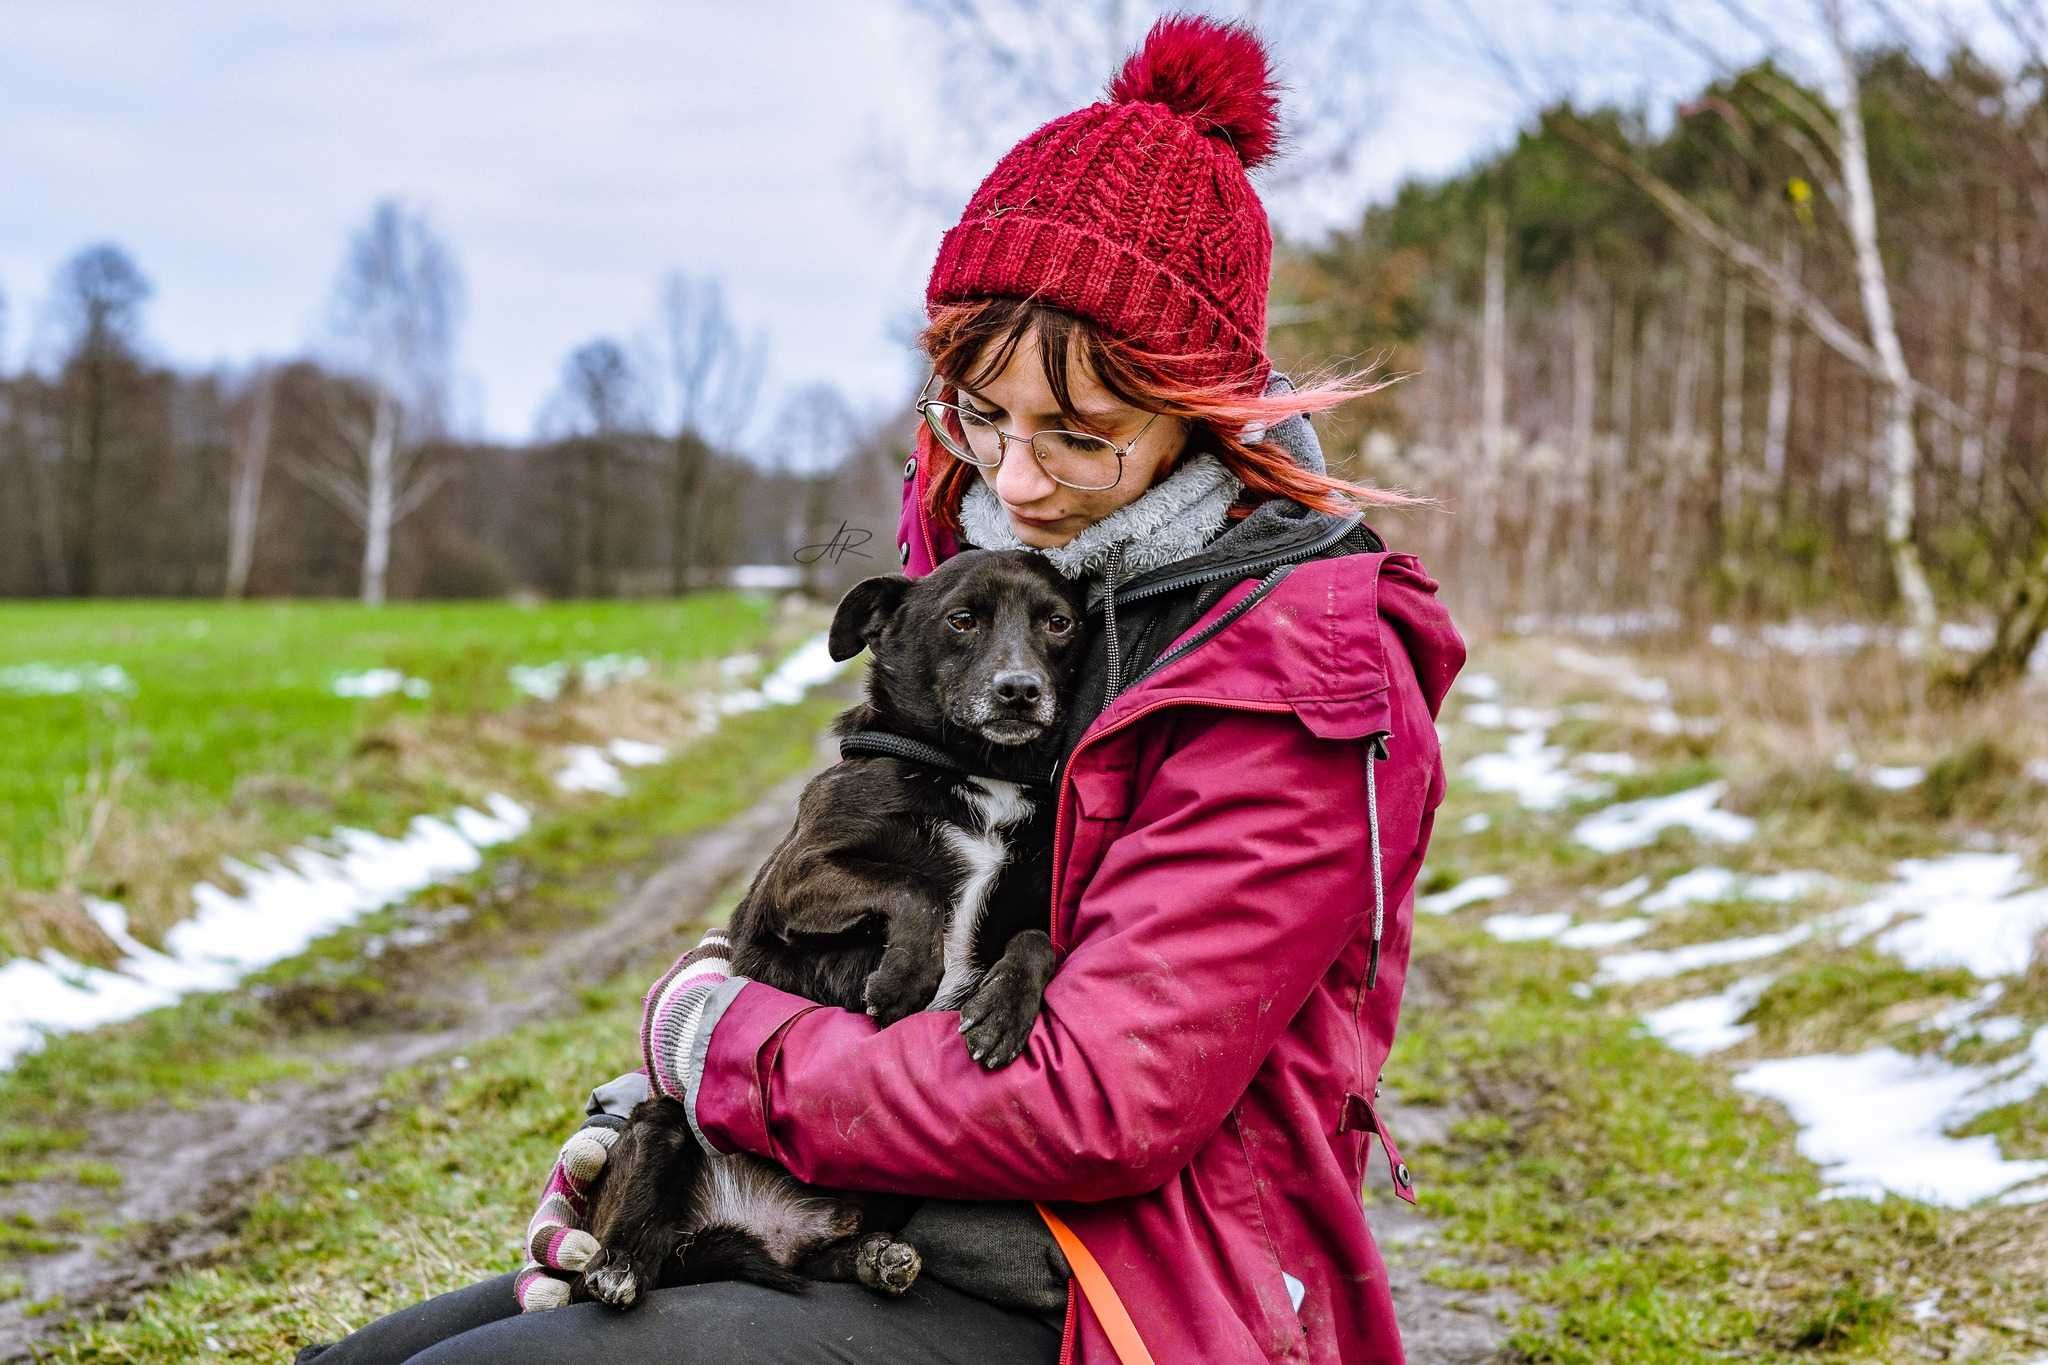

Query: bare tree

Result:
[50,245,151,596]
[541,338,647,596]
[292,199,464,605]
[773,383,863,597]
[222,366,275,598]
[652,273,765,593]
[874,1,1384,224]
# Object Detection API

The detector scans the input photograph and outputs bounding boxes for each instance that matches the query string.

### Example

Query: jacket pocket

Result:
[1219,1110,1313,1364]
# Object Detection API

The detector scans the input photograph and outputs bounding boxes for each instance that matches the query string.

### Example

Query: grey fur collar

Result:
[957,450,1245,584]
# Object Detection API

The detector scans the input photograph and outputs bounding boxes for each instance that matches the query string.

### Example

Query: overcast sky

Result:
[3,1,1958,451]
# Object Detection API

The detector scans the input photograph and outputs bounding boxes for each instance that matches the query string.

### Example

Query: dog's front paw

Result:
[958,964,1042,1068]
[853,1231,921,1296]
[863,963,933,1027]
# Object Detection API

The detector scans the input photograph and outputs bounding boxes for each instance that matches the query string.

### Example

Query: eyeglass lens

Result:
[923,403,1122,491]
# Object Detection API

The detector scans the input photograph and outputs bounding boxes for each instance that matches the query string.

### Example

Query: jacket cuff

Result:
[679,975,752,1154]
[689,981,832,1159]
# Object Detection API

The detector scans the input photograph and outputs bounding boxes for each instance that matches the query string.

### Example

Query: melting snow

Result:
[1596,925,1813,985]
[1551,645,1673,703]
[1419,874,1512,916]
[1643,975,1770,1056]
[510,653,652,700]
[1459,811,1492,834]
[1460,672,1501,700]
[1867,765,1926,791]
[1733,1048,2048,1207]
[0,662,136,696]
[0,633,856,1074]
[1574,782,1757,853]
[1556,917,1653,948]
[1484,911,1573,942]
[1841,853,2048,980]
[556,745,626,795]
[1640,866,1829,914]
[1597,875,1653,908]
[1464,729,1611,810]
[332,668,431,700]
[0,796,531,1069]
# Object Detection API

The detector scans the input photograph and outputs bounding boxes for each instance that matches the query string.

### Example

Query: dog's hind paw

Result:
[853,1231,921,1296]
[581,1252,640,1309]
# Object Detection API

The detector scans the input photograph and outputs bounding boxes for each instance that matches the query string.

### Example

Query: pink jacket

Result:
[692,459,1465,1362]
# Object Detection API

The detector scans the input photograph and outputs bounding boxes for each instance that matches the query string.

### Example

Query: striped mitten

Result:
[513,1113,626,1312]
[641,927,736,1102]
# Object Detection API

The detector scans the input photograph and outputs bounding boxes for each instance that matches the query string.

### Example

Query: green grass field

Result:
[0,596,784,958]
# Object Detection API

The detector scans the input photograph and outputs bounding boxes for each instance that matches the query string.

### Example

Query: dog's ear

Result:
[828,574,912,661]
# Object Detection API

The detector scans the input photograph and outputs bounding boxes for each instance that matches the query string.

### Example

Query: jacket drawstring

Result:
[1365,732,1390,990]
[1101,540,1128,707]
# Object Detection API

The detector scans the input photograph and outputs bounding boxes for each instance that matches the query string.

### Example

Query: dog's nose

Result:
[991,671,1044,706]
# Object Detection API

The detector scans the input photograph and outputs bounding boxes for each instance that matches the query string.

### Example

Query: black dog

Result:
[573,549,1089,1309]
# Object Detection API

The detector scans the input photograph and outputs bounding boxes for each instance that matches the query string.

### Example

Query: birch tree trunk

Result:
[363,389,398,607]
[224,371,273,599]
[1720,270,1746,532]
[1761,234,1798,531]
[1825,0,1937,649]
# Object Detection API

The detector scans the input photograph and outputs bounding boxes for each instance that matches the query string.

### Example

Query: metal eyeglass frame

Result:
[915,371,1160,492]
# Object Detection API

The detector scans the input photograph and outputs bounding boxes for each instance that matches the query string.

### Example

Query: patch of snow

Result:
[1841,852,2048,979]
[1596,875,1652,909]
[1573,783,1757,854]
[1460,673,1501,700]
[2027,759,2048,785]
[713,634,851,716]
[1640,866,1830,914]
[1507,609,1680,639]
[1460,702,1561,731]
[1484,911,1573,942]
[1574,752,1640,776]
[0,662,136,696]
[510,653,651,701]
[1733,1048,2048,1207]
[1459,811,1492,834]
[1644,707,1720,737]
[0,796,532,1070]
[1596,925,1813,985]
[1556,917,1653,949]
[556,745,626,795]
[1643,975,1770,1056]
[606,738,667,767]
[332,668,430,700]
[1464,729,1611,811]
[728,564,804,590]
[1419,874,1512,916]
[1551,645,1673,703]
[1866,764,1925,791]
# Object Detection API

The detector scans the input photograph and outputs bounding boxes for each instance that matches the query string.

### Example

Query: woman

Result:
[299,14,1463,1364]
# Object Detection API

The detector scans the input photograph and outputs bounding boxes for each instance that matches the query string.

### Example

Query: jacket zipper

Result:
[1364,730,1391,990]
[1057,1277,1078,1365]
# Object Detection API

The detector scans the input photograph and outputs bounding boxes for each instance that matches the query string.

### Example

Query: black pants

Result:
[297,1270,1065,1364]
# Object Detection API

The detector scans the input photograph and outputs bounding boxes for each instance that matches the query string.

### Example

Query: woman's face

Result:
[951,326,1190,548]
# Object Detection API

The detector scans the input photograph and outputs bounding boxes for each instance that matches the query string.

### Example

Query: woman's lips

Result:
[1009,509,1063,527]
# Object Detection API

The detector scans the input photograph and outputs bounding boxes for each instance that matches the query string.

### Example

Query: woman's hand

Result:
[511,1071,649,1312]
[640,926,739,1105]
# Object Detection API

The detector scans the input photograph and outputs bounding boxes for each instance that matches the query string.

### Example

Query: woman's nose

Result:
[992,435,1060,505]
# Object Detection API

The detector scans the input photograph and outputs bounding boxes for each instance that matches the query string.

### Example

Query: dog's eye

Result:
[1045,614,1073,636]
[946,610,978,633]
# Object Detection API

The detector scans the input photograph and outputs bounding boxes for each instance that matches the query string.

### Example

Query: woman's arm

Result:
[673,675,1442,1205]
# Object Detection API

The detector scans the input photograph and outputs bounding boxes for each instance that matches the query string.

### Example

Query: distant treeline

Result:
[1273,40,2048,668]
[0,204,903,604]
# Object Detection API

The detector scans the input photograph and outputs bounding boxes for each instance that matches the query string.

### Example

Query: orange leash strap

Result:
[1035,1202,1157,1365]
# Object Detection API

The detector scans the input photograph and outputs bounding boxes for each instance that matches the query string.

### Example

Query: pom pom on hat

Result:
[1107,14,1283,170]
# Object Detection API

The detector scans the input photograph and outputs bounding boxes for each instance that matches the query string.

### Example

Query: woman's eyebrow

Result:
[958,385,1128,425]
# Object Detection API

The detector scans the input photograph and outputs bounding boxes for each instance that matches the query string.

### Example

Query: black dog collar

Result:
[838,729,1055,790]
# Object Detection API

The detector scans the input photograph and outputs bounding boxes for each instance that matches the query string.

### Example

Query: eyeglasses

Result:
[915,372,1159,492]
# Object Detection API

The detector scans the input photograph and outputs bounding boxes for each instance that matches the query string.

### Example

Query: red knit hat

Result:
[924,14,1285,396]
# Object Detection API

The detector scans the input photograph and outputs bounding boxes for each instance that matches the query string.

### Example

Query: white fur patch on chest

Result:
[930,776,1035,1010]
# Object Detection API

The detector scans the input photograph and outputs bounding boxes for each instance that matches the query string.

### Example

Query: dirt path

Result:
[0,727,834,1362]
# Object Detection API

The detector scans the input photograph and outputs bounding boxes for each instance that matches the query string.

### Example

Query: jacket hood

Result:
[897,373,1465,725]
